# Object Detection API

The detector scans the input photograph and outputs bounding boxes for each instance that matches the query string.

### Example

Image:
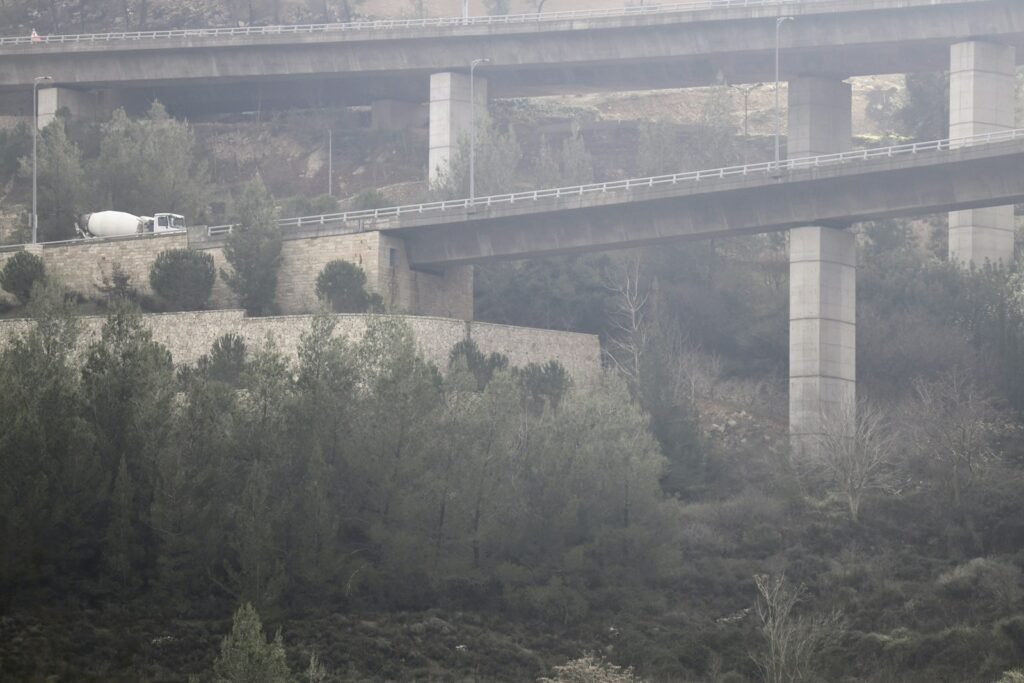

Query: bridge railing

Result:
[1,0,808,46]
[204,128,1024,238]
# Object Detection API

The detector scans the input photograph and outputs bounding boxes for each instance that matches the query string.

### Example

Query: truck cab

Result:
[151,213,187,232]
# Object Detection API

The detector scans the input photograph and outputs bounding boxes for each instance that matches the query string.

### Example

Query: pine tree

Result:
[105,454,136,587]
[18,117,86,241]
[221,175,283,316]
[213,603,292,683]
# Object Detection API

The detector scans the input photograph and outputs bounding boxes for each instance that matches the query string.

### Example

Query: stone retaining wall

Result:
[0,232,188,303]
[0,230,473,320]
[0,310,602,381]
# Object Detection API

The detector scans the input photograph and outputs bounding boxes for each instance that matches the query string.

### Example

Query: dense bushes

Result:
[149,248,216,310]
[0,301,674,630]
[0,250,46,304]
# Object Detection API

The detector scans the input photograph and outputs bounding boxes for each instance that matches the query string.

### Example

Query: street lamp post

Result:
[469,57,490,201]
[731,83,763,164]
[32,75,53,244]
[774,16,793,170]
[327,128,333,196]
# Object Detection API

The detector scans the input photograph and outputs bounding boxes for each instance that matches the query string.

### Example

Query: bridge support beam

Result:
[788,77,855,457]
[948,41,1017,267]
[422,71,487,320]
[429,71,488,187]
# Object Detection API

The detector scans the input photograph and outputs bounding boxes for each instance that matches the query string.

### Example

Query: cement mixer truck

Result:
[76,211,187,238]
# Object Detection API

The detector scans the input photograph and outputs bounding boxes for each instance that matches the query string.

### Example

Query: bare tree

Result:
[676,343,722,403]
[752,574,842,683]
[605,255,649,389]
[818,401,895,522]
[906,370,999,508]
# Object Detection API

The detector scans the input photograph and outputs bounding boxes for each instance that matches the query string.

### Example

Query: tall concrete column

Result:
[422,71,487,321]
[948,41,1017,267]
[788,77,856,456]
[428,71,488,187]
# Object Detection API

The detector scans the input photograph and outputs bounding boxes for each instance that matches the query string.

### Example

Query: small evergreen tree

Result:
[221,176,282,316]
[213,602,292,683]
[198,333,248,385]
[315,259,380,313]
[150,248,216,311]
[0,250,46,305]
[97,262,138,303]
[516,360,571,415]
[18,118,86,241]
[449,338,508,390]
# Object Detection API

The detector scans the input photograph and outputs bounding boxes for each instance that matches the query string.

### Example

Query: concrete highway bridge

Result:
[5,0,1022,452]
[1,0,1021,114]
[202,129,1021,453]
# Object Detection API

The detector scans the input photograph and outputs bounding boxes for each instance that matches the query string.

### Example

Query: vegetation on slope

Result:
[3,28,1024,683]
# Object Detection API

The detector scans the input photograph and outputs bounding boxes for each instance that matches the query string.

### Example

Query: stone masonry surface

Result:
[0,232,188,303]
[0,230,473,319]
[0,310,601,382]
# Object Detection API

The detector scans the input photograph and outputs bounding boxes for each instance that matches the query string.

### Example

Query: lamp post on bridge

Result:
[469,57,490,202]
[774,16,793,170]
[32,75,53,245]
[731,83,763,164]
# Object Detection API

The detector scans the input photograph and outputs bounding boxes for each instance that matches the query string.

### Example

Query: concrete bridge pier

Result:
[428,71,489,187]
[948,41,1017,267]
[36,87,119,128]
[787,76,856,457]
[405,70,490,321]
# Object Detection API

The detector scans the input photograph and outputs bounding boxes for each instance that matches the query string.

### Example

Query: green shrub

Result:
[0,250,46,304]
[936,557,1022,605]
[97,261,138,303]
[351,189,391,211]
[280,194,338,217]
[315,259,381,313]
[149,248,216,311]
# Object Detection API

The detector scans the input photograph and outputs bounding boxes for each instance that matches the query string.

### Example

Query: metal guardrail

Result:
[1,0,808,46]
[204,129,1024,238]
